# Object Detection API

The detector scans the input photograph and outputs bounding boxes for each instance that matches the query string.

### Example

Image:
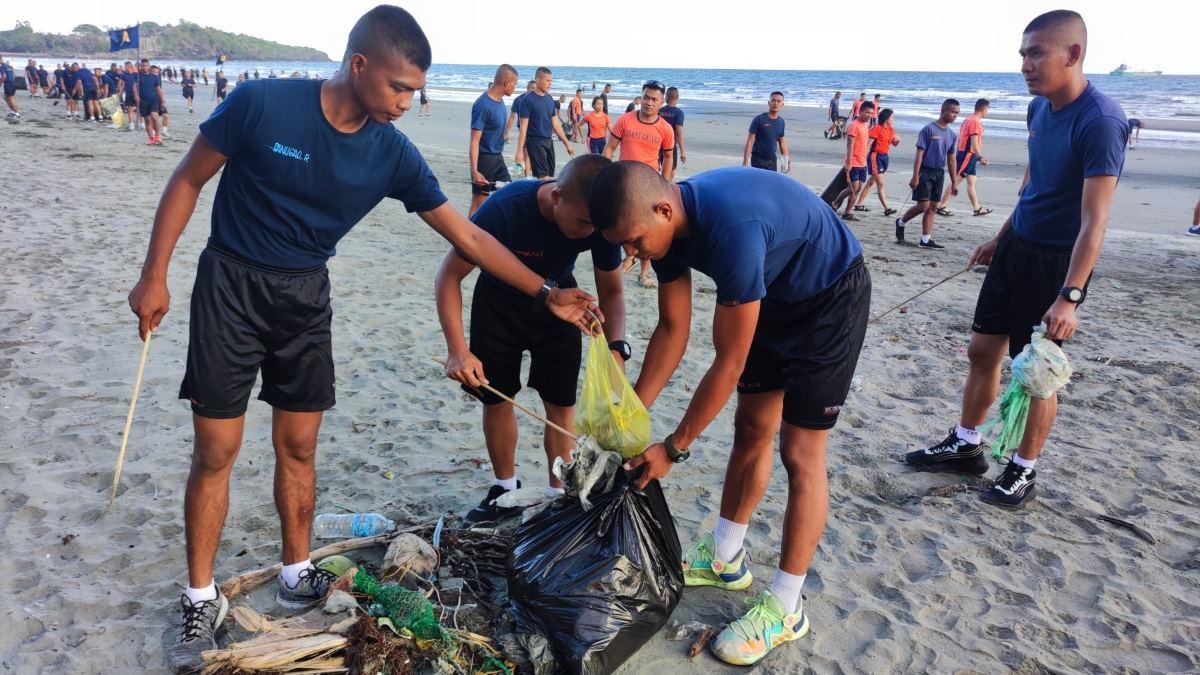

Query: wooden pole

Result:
[109,331,152,507]
[432,358,577,441]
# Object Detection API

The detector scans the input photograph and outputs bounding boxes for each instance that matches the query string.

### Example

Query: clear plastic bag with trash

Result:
[982,325,1074,459]
[574,331,650,460]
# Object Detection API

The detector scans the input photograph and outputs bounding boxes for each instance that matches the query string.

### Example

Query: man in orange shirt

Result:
[832,101,875,220]
[569,88,585,141]
[869,94,882,127]
[581,96,610,154]
[938,98,992,216]
[849,92,867,121]
[605,79,675,286]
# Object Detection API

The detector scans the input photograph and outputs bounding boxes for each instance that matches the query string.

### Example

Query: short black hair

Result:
[666,86,679,100]
[589,161,669,231]
[974,98,990,111]
[557,154,612,203]
[536,66,552,77]
[770,91,784,99]
[494,63,517,82]
[591,95,602,106]
[942,98,960,110]
[1024,9,1085,41]
[861,101,875,112]
[344,5,432,71]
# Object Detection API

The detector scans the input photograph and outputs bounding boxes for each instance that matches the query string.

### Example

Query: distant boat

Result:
[1109,63,1162,76]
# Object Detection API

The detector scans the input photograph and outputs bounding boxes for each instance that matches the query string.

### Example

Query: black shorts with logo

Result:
[465,277,581,407]
[179,246,335,418]
[472,152,512,195]
[738,257,871,429]
[912,166,945,202]
[525,136,556,178]
[972,231,1087,358]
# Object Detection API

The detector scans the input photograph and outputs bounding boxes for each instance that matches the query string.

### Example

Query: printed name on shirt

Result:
[268,142,311,163]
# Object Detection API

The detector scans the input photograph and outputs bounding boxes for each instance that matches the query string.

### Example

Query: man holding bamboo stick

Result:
[126,7,600,672]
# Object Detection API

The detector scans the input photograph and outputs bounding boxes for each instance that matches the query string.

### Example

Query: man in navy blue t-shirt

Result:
[589,163,870,666]
[127,8,602,671]
[72,63,100,122]
[743,91,789,172]
[907,10,1126,510]
[516,66,574,179]
[437,154,626,522]
[895,98,959,249]
[469,63,518,216]
[0,58,19,120]
[504,80,534,173]
[659,86,686,171]
[119,61,139,130]
[134,59,164,144]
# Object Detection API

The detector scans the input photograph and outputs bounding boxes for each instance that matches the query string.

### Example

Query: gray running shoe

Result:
[167,590,228,673]
[276,566,339,609]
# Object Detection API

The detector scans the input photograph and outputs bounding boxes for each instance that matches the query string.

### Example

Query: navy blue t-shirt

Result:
[512,93,527,117]
[101,73,117,92]
[470,92,508,155]
[749,112,785,159]
[471,180,622,290]
[519,91,557,138]
[660,105,685,128]
[199,79,448,269]
[653,167,862,305]
[120,71,137,94]
[76,68,96,91]
[916,122,956,169]
[1013,82,1127,249]
[136,72,161,101]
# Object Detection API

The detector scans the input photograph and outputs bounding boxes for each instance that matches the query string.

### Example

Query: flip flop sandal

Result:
[841,213,860,221]
[936,207,953,217]
[883,208,898,216]
[854,206,870,212]
[973,208,993,216]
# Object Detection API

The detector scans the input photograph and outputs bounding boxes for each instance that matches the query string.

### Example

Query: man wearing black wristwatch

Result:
[906,10,1127,509]
[436,154,626,523]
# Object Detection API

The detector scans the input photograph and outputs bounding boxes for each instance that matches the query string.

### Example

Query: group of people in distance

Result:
[113,6,1130,671]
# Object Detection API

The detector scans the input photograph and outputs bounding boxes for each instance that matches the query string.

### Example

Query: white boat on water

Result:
[1109,64,1162,76]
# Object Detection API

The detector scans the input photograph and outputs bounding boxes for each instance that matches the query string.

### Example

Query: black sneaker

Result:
[276,566,339,609]
[464,481,521,524]
[918,239,945,250]
[906,428,988,475]
[167,590,228,672]
[895,218,906,242]
[981,462,1037,509]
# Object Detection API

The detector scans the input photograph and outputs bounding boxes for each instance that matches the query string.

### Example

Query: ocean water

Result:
[92,58,1199,147]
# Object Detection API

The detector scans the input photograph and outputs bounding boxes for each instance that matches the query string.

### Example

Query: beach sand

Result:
[2,84,1198,673]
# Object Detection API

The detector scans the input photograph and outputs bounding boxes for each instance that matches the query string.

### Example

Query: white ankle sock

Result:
[1011,454,1037,469]
[921,234,932,244]
[280,559,314,588]
[769,569,806,614]
[495,476,518,491]
[185,582,217,603]
[713,517,748,562]
[955,424,982,445]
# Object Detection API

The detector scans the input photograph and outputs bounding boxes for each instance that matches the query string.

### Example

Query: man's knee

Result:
[733,413,778,450]
[191,439,241,475]
[967,334,1007,371]
[275,429,318,464]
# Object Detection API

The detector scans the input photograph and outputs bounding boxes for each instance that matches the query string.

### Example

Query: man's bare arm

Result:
[634,272,692,407]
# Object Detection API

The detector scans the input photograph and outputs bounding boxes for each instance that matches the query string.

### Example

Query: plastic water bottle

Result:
[312,513,396,539]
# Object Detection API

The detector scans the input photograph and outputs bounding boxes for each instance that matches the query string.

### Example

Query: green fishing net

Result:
[353,568,450,645]
[981,328,1073,460]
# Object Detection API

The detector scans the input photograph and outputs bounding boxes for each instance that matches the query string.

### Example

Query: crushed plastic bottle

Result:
[312,513,396,539]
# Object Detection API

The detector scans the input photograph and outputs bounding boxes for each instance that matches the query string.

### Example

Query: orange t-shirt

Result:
[870,103,880,119]
[611,111,675,167]
[847,120,871,167]
[583,111,609,139]
[850,99,865,119]
[957,116,983,152]
[869,124,895,155]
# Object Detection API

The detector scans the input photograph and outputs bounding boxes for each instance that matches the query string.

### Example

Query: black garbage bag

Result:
[506,469,683,675]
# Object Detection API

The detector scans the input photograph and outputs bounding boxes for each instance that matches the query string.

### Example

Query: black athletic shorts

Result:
[82,88,98,102]
[124,92,136,107]
[738,257,871,429]
[158,101,169,115]
[972,231,1087,358]
[912,166,945,202]
[659,145,680,172]
[472,152,511,195]
[525,136,556,178]
[138,98,160,118]
[750,154,778,171]
[2,83,14,97]
[179,245,335,418]
[182,87,194,99]
[465,277,581,408]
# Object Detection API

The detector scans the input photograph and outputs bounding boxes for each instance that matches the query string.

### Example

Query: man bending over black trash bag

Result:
[588,162,871,666]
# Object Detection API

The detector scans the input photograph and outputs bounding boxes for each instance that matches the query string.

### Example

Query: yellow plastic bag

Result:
[575,332,650,459]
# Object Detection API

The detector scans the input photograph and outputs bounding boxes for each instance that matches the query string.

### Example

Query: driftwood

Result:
[219,525,428,599]
[688,627,717,658]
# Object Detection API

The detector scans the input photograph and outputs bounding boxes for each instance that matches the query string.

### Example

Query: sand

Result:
[2,82,1198,673]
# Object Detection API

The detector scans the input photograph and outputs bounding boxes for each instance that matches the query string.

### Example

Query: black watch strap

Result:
[608,340,631,361]
[664,434,690,462]
[536,278,556,303]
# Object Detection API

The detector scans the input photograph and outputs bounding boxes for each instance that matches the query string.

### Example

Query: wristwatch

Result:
[1059,286,1085,304]
[664,434,690,463]
[536,278,557,303]
[608,340,632,362]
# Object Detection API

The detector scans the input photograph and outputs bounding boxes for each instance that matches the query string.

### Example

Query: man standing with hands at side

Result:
[516,67,574,179]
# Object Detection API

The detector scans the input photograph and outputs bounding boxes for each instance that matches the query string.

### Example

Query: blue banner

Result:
[109,25,139,52]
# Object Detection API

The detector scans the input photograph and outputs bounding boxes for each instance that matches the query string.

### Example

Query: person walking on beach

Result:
[905,10,1126,509]
[832,101,874,220]
[938,98,992,217]
[120,61,139,130]
[625,95,641,114]
[469,64,518,216]
[516,67,574,179]
[600,82,612,114]
[852,107,901,215]
[581,96,609,154]
[659,86,686,171]
[419,86,430,116]
[181,70,196,113]
[437,155,627,522]
[135,59,164,145]
[894,99,960,249]
[214,71,228,103]
[743,91,789,172]
[151,64,170,138]
[869,94,882,127]
[1189,197,1200,236]
[825,90,841,139]
[25,59,39,98]
[0,58,20,120]
[850,92,867,121]
[73,63,101,122]
[569,88,584,141]
[127,8,600,672]
[588,162,870,667]
[37,63,50,97]
[604,80,676,287]
[506,80,535,174]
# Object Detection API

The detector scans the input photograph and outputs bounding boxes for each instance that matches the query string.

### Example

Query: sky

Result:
[5,0,1198,74]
